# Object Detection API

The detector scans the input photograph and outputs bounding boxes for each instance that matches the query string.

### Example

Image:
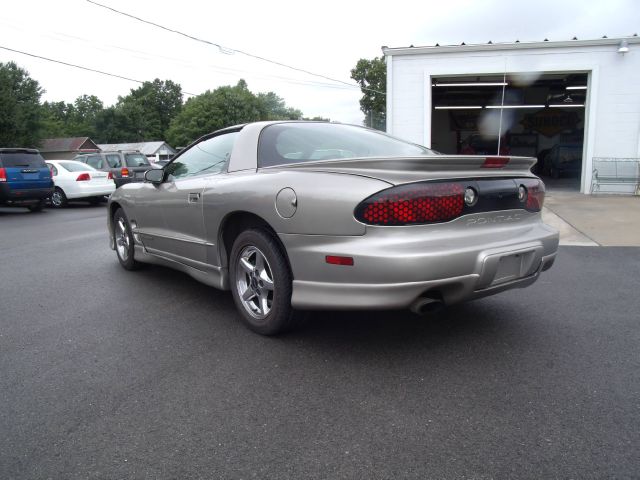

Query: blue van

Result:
[0,148,54,212]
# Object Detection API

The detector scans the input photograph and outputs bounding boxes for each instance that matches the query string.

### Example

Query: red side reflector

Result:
[482,157,510,168]
[326,255,354,266]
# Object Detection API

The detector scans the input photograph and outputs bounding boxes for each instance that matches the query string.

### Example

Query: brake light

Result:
[520,178,545,212]
[76,173,91,181]
[121,167,130,177]
[0,168,6,182]
[482,156,510,168]
[107,171,113,180]
[355,182,465,225]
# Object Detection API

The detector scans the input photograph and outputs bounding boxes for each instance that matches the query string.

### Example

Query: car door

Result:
[143,131,239,267]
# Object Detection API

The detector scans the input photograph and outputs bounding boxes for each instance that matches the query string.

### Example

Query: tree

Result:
[167,80,285,147]
[350,57,386,130]
[0,62,44,147]
[115,79,183,141]
[257,92,303,120]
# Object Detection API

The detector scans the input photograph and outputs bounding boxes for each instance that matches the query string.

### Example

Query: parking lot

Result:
[1,205,639,479]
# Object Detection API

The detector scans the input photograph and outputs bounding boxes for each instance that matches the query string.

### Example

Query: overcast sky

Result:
[1,0,638,125]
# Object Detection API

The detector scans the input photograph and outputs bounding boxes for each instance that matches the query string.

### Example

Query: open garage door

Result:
[430,73,587,191]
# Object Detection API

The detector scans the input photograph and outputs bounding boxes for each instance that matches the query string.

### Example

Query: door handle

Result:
[188,192,201,203]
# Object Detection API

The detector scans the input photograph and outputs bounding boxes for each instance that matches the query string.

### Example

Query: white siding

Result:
[387,42,640,193]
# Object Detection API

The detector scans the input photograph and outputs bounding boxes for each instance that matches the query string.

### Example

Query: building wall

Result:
[387,41,640,193]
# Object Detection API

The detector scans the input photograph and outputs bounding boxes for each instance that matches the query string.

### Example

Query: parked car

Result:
[108,121,559,335]
[74,151,155,188]
[0,148,53,212]
[46,160,115,207]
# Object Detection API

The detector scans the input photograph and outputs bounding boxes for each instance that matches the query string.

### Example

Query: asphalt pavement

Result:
[1,205,639,479]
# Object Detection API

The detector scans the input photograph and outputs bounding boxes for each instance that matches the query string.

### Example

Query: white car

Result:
[46,160,115,207]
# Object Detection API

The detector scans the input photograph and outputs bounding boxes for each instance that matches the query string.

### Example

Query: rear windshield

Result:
[0,152,47,168]
[124,153,150,167]
[258,123,437,167]
[58,161,96,172]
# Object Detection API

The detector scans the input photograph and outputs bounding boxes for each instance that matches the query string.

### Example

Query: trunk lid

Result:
[0,150,52,190]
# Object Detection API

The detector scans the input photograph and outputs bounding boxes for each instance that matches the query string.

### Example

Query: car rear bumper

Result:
[66,182,115,199]
[114,177,144,188]
[0,185,53,204]
[279,211,559,310]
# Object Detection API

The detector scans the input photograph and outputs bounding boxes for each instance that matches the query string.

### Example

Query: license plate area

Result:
[477,245,543,290]
[493,253,523,285]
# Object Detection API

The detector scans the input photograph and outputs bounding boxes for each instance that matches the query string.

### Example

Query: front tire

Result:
[113,208,141,270]
[230,229,298,335]
[50,188,67,208]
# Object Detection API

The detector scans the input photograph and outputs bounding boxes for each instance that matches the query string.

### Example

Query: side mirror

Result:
[145,168,164,184]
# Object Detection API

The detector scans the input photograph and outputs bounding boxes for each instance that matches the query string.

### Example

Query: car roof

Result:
[0,148,41,154]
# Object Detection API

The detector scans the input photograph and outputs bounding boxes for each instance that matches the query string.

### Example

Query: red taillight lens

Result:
[76,173,91,181]
[355,182,465,226]
[107,171,113,180]
[121,167,130,177]
[521,178,545,212]
[326,255,354,266]
[0,167,6,182]
[482,156,510,168]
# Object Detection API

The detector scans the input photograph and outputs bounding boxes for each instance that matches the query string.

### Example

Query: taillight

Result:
[76,173,91,181]
[121,167,130,177]
[482,156,510,168]
[355,182,465,226]
[107,171,113,180]
[0,167,6,182]
[520,178,545,212]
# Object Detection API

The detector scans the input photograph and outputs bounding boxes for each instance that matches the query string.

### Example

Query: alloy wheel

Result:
[236,245,274,319]
[115,217,130,261]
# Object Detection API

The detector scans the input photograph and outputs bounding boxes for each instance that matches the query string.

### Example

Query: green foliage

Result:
[0,62,307,148]
[0,62,44,147]
[350,57,386,130]
[167,80,303,147]
[114,79,183,142]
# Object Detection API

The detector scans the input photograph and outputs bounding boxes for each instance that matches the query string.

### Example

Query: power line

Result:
[85,0,386,96]
[0,45,198,96]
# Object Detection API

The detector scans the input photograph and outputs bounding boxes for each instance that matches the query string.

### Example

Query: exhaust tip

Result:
[410,296,445,316]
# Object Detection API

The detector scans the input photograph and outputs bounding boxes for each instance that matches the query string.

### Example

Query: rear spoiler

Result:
[270,155,536,174]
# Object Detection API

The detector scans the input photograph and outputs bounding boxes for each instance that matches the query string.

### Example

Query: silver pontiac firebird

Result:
[108,121,559,335]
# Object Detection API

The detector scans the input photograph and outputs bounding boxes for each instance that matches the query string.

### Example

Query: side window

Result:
[105,154,122,168]
[86,155,103,169]
[165,132,238,180]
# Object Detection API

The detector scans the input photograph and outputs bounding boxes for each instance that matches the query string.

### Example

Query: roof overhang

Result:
[382,36,640,57]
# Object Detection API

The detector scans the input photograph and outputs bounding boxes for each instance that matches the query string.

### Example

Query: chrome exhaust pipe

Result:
[410,297,444,316]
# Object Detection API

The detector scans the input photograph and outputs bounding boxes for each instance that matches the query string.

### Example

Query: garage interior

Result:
[430,73,587,190]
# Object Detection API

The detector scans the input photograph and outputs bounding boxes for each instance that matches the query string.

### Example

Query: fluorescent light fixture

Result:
[566,86,587,90]
[549,104,585,108]
[485,105,545,109]
[434,106,483,110]
[432,82,508,87]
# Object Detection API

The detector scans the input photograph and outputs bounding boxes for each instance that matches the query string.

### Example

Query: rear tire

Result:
[229,229,299,335]
[50,188,67,208]
[113,208,142,270]
[28,199,45,212]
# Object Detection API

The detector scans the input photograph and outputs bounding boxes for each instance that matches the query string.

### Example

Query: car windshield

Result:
[58,161,96,172]
[0,151,47,168]
[258,123,438,167]
[124,153,150,167]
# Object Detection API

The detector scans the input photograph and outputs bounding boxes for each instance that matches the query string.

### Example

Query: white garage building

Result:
[383,36,640,193]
